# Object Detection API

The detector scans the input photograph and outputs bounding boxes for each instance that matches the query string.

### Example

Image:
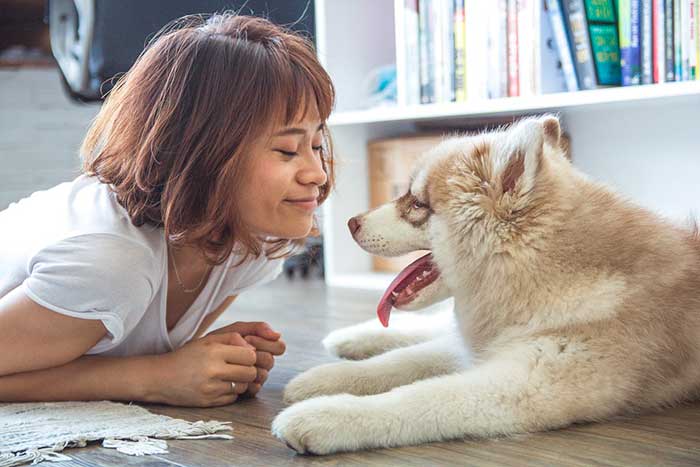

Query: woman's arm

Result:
[0,286,107,377]
[0,353,162,403]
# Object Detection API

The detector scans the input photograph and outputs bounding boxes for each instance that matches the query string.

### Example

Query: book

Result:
[396,0,420,106]
[674,0,682,78]
[487,0,509,98]
[453,0,467,102]
[507,0,520,96]
[641,0,653,83]
[653,0,666,82]
[540,0,572,92]
[546,0,580,91]
[620,0,642,85]
[466,0,489,100]
[518,0,537,96]
[562,0,598,88]
[690,0,697,79]
[585,0,622,85]
[665,0,676,80]
[418,0,435,103]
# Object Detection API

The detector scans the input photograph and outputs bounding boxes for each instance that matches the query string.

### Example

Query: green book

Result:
[585,0,622,85]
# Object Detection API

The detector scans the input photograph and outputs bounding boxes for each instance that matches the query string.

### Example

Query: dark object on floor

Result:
[283,236,324,279]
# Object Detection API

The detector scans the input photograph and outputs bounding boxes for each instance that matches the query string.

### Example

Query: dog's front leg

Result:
[273,337,630,454]
[283,333,467,404]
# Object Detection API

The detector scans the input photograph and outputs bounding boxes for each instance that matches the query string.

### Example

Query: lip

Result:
[284,198,318,212]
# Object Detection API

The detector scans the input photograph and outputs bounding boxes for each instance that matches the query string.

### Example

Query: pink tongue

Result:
[376,253,433,327]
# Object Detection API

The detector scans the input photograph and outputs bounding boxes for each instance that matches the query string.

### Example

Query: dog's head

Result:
[349,115,571,326]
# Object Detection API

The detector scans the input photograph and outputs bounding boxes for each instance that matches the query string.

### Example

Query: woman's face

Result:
[237,108,327,239]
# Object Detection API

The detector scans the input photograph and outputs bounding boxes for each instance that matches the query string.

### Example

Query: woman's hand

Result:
[206,322,286,397]
[153,332,258,407]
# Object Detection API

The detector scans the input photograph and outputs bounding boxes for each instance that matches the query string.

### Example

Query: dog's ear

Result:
[498,115,560,194]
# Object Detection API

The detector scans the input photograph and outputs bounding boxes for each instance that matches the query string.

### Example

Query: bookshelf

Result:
[315,0,700,290]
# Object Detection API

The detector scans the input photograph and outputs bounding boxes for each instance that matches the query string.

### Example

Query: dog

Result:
[271,115,700,454]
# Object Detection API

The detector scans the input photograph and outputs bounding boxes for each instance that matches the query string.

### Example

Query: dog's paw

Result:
[322,323,425,360]
[272,395,368,455]
[283,361,359,404]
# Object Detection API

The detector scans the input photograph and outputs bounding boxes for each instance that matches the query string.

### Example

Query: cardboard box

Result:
[368,134,443,272]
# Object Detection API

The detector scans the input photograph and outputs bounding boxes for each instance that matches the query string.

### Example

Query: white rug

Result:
[0,401,233,467]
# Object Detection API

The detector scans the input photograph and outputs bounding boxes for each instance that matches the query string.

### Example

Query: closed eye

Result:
[275,146,323,157]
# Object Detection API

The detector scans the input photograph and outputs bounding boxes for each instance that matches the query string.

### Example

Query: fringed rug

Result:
[0,401,233,467]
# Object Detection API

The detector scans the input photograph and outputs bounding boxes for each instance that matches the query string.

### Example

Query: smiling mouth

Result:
[376,253,440,327]
[284,199,318,211]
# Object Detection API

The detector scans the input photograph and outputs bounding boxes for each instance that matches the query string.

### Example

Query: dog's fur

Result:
[271,115,700,454]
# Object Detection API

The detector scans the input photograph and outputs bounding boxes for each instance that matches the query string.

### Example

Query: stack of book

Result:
[395,0,700,106]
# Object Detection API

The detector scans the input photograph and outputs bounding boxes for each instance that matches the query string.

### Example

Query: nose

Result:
[298,150,328,187]
[348,216,361,236]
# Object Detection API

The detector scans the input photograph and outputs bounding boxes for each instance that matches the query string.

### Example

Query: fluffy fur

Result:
[271,115,700,454]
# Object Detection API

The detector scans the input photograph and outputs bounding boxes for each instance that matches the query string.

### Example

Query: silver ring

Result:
[231,382,236,392]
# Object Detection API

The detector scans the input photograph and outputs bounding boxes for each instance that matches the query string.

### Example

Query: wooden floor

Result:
[54,277,700,467]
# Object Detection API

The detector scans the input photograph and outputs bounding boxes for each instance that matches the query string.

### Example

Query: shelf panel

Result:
[328,81,700,126]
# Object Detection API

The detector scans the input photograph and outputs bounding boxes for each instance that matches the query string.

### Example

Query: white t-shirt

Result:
[0,175,283,357]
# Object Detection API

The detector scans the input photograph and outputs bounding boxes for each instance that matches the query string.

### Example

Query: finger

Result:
[216,344,257,366]
[245,383,262,397]
[229,321,281,340]
[211,393,238,407]
[254,368,269,384]
[206,332,254,349]
[255,351,274,371]
[244,335,286,356]
[217,364,258,383]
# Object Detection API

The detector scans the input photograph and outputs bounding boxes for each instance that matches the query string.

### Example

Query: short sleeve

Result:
[22,234,159,349]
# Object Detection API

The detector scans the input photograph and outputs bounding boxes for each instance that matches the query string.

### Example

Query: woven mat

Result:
[0,401,233,467]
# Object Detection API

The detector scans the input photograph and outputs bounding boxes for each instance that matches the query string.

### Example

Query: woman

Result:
[0,13,334,408]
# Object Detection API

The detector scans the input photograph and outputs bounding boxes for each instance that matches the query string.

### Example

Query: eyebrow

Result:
[273,123,324,137]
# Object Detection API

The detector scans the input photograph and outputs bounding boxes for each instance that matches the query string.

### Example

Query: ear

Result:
[499,116,553,194]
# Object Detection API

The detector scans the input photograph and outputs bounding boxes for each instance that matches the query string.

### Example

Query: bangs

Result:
[263,40,334,127]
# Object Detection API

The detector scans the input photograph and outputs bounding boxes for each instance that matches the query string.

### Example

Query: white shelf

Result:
[328,81,700,126]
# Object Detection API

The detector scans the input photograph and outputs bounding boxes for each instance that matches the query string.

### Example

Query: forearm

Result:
[0,353,163,403]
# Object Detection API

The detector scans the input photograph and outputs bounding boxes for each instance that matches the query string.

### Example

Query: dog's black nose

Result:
[348,217,361,236]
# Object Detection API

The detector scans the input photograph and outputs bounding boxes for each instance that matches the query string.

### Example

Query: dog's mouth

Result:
[377,253,440,327]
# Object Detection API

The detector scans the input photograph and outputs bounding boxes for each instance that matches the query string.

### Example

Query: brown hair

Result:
[82,13,335,264]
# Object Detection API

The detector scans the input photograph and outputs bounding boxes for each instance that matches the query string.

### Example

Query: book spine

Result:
[443,0,455,101]
[487,1,505,98]
[547,0,580,90]
[665,0,676,80]
[562,0,598,88]
[498,0,510,95]
[653,0,666,82]
[432,0,446,102]
[507,0,520,96]
[404,0,421,105]
[674,0,682,78]
[690,0,697,78]
[630,0,643,83]
[454,0,467,101]
[697,0,700,79]
[585,0,622,85]
[641,0,654,83]
[684,0,689,79]
[518,0,535,96]
[419,0,434,103]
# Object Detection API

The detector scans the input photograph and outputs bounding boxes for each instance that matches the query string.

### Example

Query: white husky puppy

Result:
[272,115,700,454]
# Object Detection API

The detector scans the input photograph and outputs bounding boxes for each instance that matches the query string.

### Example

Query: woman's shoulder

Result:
[1,175,166,262]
